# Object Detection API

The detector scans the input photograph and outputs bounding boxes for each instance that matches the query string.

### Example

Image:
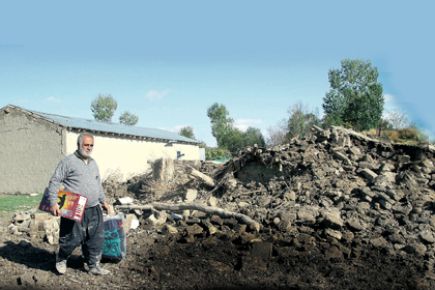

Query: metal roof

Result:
[3,104,199,144]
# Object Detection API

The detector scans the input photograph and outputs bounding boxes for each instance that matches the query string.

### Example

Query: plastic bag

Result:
[102,213,126,263]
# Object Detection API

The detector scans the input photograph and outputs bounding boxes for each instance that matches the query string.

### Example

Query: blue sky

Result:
[1,0,434,146]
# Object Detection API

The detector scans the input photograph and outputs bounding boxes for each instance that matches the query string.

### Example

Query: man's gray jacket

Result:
[46,151,105,208]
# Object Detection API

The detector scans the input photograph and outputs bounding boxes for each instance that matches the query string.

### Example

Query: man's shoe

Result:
[55,260,67,275]
[88,263,110,275]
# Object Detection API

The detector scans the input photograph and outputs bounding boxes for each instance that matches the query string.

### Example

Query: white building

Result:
[0,104,202,194]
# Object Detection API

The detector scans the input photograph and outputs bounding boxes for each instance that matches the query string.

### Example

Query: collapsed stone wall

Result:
[210,126,435,270]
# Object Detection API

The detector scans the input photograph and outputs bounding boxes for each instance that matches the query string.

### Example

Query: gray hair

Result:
[77,132,94,147]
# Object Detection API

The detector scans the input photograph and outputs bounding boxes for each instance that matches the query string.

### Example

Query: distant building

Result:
[0,104,202,194]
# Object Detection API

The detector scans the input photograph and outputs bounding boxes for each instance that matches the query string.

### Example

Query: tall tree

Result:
[119,111,139,125]
[179,126,195,139]
[207,103,265,154]
[266,119,289,146]
[91,94,118,122]
[207,103,233,148]
[323,59,384,131]
[243,127,266,147]
[287,103,320,139]
[384,110,410,129]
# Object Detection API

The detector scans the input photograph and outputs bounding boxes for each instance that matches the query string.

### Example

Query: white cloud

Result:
[145,89,170,101]
[384,93,394,104]
[234,118,263,132]
[44,96,61,103]
[384,94,400,112]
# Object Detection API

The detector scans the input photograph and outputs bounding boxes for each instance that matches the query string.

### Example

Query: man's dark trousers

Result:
[57,205,104,267]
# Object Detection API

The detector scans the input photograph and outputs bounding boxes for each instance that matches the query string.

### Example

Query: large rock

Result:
[346,216,368,231]
[358,168,378,183]
[420,230,435,244]
[297,206,318,224]
[320,208,344,228]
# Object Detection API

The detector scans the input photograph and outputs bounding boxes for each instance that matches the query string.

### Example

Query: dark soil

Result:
[0,220,433,290]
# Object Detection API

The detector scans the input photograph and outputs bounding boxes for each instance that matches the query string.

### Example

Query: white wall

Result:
[65,132,201,180]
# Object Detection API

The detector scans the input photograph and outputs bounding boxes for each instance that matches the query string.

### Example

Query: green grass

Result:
[0,193,42,212]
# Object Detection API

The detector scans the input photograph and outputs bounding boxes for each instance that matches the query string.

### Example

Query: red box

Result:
[39,190,87,222]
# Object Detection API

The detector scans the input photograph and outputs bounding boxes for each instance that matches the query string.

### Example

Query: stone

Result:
[237,201,250,208]
[385,189,404,201]
[297,206,318,224]
[358,168,378,183]
[379,162,395,172]
[346,216,367,231]
[420,230,435,244]
[210,215,223,226]
[148,212,168,227]
[152,158,175,182]
[184,189,198,202]
[325,228,342,240]
[13,212,31,223]
[117,196,134,205]
[185,224,204,236]
[206,223,218,235]
[164,224,178,234]
[275,210,295,232]
[333,150,352,166]
[124,214,140,232]
[404,242,427,257]
[321,208,343,228]
[325,245,344,260]
[283,191,296,201]
[348,146,362,159]
[207,196,218,207]
[370,236,389,249]
[388,233,406,244]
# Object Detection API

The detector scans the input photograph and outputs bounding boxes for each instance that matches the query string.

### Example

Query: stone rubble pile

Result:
[208,126,435,269]
[8,210,59,245]
[120,126,435,272]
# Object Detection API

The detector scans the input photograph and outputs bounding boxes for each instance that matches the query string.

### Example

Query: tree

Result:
[91,94,118,122]
[266,119,289,146]
[287,103,320,139]
[243,127,266,147]
[179,126,195,139]
[384,110,410,130]
[205,147,232,161]
[207,103,266,155]
[323,59,384,131]
[207,103,233,148]
[119,111,139,125]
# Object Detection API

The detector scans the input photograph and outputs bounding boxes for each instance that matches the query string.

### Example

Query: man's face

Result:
[79,136,94,158]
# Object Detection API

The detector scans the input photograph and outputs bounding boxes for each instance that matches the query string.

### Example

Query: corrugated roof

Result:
[3,105,199,144]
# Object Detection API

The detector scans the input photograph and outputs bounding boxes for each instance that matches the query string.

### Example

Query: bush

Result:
[398,127,420,141]
[205,147,232,161]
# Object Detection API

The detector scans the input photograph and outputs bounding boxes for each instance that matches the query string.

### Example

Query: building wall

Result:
[0,109,63,194]
[65,132,201,180]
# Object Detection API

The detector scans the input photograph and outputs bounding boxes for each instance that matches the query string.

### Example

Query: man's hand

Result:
[101,201,114,215]
[50,204,61,216]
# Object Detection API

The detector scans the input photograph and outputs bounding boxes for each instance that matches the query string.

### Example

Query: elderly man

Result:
[45,132,110,275]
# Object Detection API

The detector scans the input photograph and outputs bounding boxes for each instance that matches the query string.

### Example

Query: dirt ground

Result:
[0,210,433,290]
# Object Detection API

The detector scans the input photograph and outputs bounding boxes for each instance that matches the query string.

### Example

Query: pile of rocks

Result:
[207,126,435,270]
[113,126,434,273]
[8,210,59,245]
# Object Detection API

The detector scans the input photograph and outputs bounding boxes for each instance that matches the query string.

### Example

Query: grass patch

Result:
[0,193,42,212]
